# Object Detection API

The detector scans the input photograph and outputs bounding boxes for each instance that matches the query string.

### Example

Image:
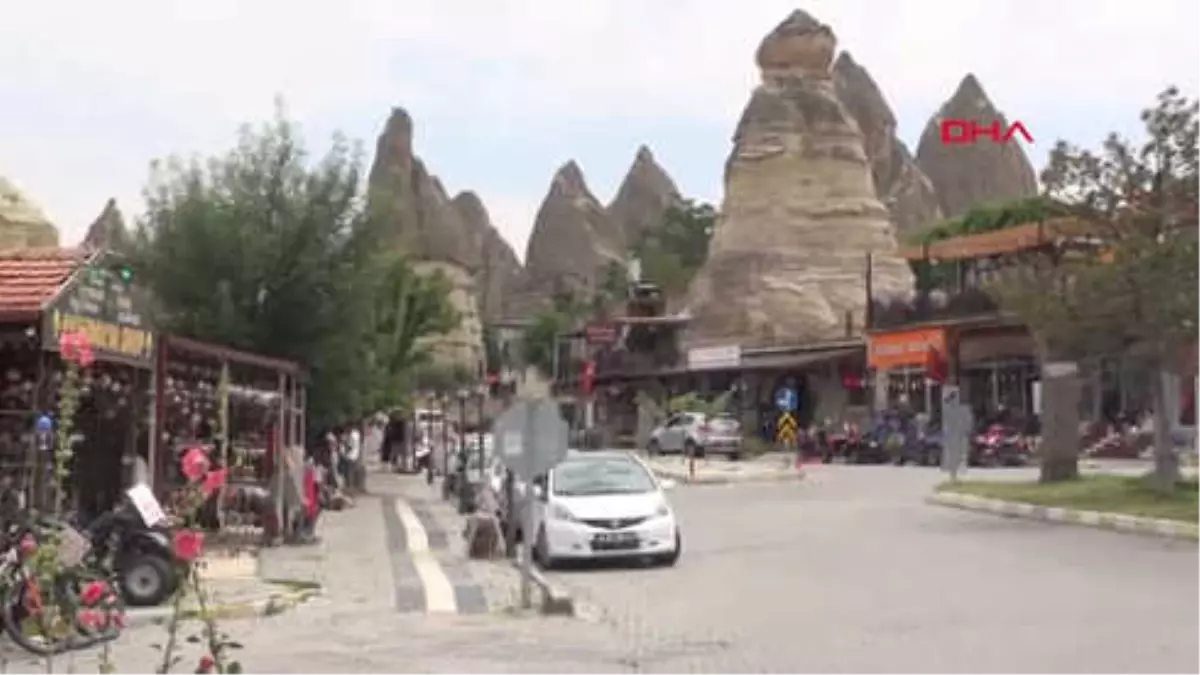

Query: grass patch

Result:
[938,474,1199,524]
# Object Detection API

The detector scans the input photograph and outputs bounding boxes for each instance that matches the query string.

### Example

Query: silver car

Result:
[647,411,743,459]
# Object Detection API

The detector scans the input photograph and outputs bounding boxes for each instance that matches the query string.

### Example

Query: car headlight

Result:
[654,502,671,518]
[550,504,577,522]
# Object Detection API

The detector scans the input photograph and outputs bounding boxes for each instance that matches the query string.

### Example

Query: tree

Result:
[132,106,457,428]
[989,86,1198,487]
[634,200,717,296]
[521,309,575,378]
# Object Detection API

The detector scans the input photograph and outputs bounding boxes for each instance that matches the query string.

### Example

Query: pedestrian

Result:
[345,423,364,493]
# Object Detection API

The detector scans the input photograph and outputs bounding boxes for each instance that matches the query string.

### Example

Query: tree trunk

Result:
[1039,361,1082,483]
[1149,370,1181,491]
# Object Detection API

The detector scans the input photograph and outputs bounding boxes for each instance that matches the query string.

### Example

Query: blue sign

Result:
[774,388,798,412]
[35,415,53,433]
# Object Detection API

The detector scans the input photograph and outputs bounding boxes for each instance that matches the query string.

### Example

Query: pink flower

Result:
[181,447,211,482]
[201,468,228,498]
[19,534,37,558]
[59,331,94,367]
[76,609,101,628]
[173,529,205,562]
[81,581,108,606]
[196,655,215,674]
[77,344,95,368]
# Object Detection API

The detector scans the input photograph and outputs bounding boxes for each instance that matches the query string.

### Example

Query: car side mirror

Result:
[660,478,677,491]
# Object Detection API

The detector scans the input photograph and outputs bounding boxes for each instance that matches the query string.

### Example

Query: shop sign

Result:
[868,328,947,370]
[43,262,155,363]
[585,322,619,345]
[687,344,741,371]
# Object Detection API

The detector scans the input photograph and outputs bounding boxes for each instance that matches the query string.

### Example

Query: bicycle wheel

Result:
[1,576,74,656]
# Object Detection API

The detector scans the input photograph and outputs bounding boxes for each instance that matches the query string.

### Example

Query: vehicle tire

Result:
[2,578,72,656]
[647,440,661,456]
[118,554,174,607]
[655,531,682,567]
[534,526,557,570]
[728,451,742,462]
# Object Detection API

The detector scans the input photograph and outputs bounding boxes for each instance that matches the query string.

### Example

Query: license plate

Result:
[592,532,638,550]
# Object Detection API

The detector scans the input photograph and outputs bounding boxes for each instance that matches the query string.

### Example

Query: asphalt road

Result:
[24,465,1194,674]
[543,464,1200,673]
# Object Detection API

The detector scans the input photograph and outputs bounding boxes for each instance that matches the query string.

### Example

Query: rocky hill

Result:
[607,145,682,247]
[684,9,914,348]
[521,160,625,303]
[452,190,523,322]
[81,198,129,251]
[0,176,58,249]
[915,74,1038,219]
[833,52,942,238]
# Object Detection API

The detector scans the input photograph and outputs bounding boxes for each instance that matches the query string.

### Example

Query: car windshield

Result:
[552,457,657,496]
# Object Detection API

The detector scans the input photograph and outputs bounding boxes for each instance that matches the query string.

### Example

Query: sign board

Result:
[687,345,741,371]
[584,323,619,345]
[868,328,947,370]
[776,412,798,444]
[127,483,168,527]
[775,387,798,412]
[1043,362,1079,378]
[43,257,154,364]
[493,399,570,481]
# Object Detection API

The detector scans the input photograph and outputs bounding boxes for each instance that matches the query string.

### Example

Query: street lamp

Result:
[456,388,470,514]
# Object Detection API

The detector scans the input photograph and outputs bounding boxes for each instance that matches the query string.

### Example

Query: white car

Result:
[647,411,743,459]
[529,451,681,569]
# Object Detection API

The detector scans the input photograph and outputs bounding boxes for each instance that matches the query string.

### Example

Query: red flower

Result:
[19,534,37,558]
[196,655,215,674]
[174,529,205,562]
[181,447,211,482]
[201,468,228,498]
[81,580,108,606]
[77,343,95,368]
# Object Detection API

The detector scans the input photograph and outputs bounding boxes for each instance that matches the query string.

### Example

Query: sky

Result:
[2,0,1197,261]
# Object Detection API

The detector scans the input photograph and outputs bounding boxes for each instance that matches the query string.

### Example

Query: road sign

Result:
[775,387,798,412]
[775,411,798,444]
[493,399,570,481]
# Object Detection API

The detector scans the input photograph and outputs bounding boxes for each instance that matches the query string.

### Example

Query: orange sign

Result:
[868,328,947,370]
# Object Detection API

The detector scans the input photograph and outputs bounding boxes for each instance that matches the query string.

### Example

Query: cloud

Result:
[1,0,1196,250]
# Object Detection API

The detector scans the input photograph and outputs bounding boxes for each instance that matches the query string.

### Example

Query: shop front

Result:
[867,326,947,417]
[0,248,155,516]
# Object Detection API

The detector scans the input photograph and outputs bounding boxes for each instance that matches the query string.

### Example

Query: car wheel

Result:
[647,439,661,456]
[534,526,556,570]
[728,451,742,461]
[655,530,682,567]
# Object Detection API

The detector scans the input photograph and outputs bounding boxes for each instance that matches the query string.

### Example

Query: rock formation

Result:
[607,146,682,246]
[915,74,1038,218]
[833,52,942,238]
[522,161,624,301]
[367,108,486,373]
[684,10,914,348]
[0,176,58,249]
[452,191,523,322]
[81,198,129,251]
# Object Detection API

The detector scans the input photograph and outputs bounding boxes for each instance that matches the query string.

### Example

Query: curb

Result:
[507,560,575,617]
[927,492,1200,541]
[650,466,807,486]
[125,588,321,628]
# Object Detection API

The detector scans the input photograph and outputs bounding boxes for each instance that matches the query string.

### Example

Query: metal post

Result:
[520,487,535,609]
[476,391,485,486]
[457,392,469,514]
[503,470,516,557]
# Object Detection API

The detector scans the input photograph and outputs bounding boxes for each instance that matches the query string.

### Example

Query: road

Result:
[543,464,1199,673]
[19,466,1194,674]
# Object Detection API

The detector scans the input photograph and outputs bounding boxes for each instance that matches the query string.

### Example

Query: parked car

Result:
[528,451,680,569]
[647,412,742,459]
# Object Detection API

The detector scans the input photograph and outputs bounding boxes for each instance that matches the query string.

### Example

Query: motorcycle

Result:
[80,502,178,607]
[970,424,1031,467]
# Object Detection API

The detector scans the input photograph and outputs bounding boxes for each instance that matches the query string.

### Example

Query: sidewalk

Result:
[641,452,809,485]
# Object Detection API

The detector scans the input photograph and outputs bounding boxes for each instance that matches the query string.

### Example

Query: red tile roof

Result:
[0,247,89,321]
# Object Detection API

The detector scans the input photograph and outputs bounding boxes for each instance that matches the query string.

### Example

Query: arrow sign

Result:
[775,387,797,412]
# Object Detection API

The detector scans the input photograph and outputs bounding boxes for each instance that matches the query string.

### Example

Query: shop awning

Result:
[738,346,862,372]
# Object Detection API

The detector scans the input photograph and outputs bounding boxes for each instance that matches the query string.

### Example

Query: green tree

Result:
[990,86,1198,487]
[634,200,717,296]
[132,106,457,428]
